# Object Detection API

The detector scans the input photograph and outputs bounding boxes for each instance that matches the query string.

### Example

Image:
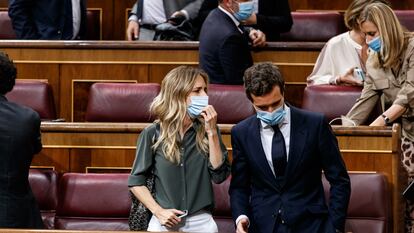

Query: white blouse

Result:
[307,32,364,85]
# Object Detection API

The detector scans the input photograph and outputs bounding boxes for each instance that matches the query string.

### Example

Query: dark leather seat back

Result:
[323,173,391,233]
[280,12,346,42]
[85,83,160,122]
[6,80,57,120]
[55,173,131,230]
[302,85,362,123]
[29,169,58,229]
[212,176,233,233]
[395,10,414,32]
[0,10,16,39]
[85,10,101,40]
[209,84,255,124]
[302,85,381,124]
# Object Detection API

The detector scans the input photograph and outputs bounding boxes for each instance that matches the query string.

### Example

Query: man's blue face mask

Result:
[187,96,208,118]
[233,1,254,22]
[368,36,382,52]
[256,105,286,126]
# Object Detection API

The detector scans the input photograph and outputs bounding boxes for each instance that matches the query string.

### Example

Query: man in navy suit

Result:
[230,62,350,233]
[8,0,87,39]
[197,0,293,41]
[199,0,266,85]
[0,52,43,228]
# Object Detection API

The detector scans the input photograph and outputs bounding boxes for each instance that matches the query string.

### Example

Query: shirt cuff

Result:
[180,10,189,20]
[329,76,339,85]
[128,14,139,22]
[393,98,408,108]
[127,174,146,187]
[235,215,249,227]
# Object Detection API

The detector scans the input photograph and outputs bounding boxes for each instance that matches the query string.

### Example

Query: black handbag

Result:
[128,174,155,230]
[153,15,195,41]
[128,124,159,231]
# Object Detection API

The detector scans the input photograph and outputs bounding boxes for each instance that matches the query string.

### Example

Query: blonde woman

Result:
[307,0,389,86]
[342,3,414,231]
[128,66,230,232]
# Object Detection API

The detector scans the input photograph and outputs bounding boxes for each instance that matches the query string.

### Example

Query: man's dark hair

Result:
[243,62,285,101]
[0,52,16,95]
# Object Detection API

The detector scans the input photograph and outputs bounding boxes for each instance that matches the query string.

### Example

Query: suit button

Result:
[281,220,285,224]
[57,30,61,34]
[278,209,282,214]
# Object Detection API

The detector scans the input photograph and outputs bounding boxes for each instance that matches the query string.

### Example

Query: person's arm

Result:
[229,127,252,232]
[245,0,292,34]
[202,105,223,167]
[130,186,184,228]
[126,2,140,40]
[128,125,184,227]
[318,116,351,232]
[8,0,40,39]
[197,0,218,26]
[343,72,380,126]
[32,111,42,154]
[370,104,406,126]
[371,46,414,125]
[179,0,204,20]
[219,34,252,85]
[307,42,339,85]
[201,105,230,183]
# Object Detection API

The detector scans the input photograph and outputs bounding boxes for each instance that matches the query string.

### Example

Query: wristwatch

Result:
[381,114,390,124]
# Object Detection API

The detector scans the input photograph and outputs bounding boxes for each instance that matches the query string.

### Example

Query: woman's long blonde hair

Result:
[150,66,209,164]
[359,2,412,69]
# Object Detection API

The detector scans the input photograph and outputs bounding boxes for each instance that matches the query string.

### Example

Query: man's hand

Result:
[169,11,187,25]
[236,218,249,233]
[249,29,266,47]
[126,20,140,41]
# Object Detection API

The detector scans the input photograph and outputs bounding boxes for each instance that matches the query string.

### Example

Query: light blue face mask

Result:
[368,36,382,52]
[187,96,209,118]
[256,105,286,126]
[233,1,254,21]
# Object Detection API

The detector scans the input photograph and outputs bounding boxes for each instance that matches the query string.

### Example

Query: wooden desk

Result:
[334,124,403,233]
[0,40,323,122]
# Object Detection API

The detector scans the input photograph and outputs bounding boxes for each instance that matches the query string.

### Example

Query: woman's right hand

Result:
[154,208,184,228]
[337,68,363,86]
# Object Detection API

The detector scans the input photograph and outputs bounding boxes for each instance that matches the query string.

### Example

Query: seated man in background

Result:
[0,52,43,228]
[8,0,87,40]
[196,0,292,41]
[126,0,203,41]
[199,0,266,85]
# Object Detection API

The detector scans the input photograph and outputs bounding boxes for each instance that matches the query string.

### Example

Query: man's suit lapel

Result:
[248,117,280,190]
[280,107,307,188]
